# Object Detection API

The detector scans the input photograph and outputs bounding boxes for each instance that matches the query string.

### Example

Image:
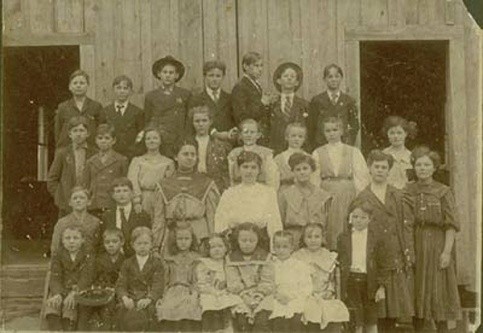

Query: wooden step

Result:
[0,264,48,298]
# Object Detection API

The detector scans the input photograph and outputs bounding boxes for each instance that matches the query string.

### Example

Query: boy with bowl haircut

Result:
[103,75,144,160]
[101,177,151,257]
[47,116,97,218]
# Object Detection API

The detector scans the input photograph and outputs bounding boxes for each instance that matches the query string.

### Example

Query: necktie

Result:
[330,93,338,105]
[116,104,123,115]
[212,90,219,102]
[119,207,128,228]
[283,96,292,118]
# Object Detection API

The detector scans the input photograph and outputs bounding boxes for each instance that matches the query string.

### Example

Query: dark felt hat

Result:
[152,55,185,82]
[273,62,303,92]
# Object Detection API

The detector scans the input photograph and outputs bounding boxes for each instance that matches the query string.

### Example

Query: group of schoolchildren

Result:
[43,51,462,332]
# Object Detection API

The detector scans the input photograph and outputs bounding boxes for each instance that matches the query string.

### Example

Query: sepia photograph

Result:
[1,0,482,332]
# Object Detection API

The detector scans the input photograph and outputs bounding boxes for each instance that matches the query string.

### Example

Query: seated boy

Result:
[77,228,126,331]
[189,105,231,193]
[103,75,144,161]
[269,62,309,155]
[47,116,96,218]
[84,124,129,219]
[228,119,279,189]
[101,177,151,257]
[45,225,95,331]
[116,227,164,331]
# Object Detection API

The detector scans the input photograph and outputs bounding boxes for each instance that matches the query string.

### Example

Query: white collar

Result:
[206,87,221,95]
[352,228,368,236]
[281,92,295,99]
[115,101,128,108]
[118,202,132,213]
[244,74,261,89]
[195,134,210,142]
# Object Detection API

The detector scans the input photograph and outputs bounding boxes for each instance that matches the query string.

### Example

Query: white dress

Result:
[269,256,312,319]
[214,183,283,240]
[383,146,412,189]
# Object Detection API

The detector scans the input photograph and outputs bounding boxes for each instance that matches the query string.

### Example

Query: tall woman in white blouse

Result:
[214,151,283,251]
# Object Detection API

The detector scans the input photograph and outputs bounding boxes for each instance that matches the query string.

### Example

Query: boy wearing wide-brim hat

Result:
[269,62,310,155]
[144,55,192,158]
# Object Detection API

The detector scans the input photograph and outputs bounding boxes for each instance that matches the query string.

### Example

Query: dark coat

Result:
[231,76,270,144]
[47,145,97,210]
[269,94,310,155]
[83,151,129,210]
[143,86,192,158]
[55,97,105,148]
[103,103,144,160]
[337,226,382,301]
[93,252,126,288]
[49,247,95,296]
[101,208,151,257]
[115,255,165,301]
[308,91,359,149]
[356,185,415,274]
[187,89,235,133]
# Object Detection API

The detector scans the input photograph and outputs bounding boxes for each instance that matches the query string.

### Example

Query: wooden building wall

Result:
[3,0,481,290]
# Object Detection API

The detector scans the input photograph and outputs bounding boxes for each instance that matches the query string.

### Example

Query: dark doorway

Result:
[359,41,448,162]
[2,46,79,263]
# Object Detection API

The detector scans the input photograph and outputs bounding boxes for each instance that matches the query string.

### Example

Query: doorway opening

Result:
[2,45,80,264]
[359,41,448,169]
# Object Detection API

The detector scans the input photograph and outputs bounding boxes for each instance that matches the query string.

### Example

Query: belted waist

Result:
[321,176,353,181]
[280,179,295,186]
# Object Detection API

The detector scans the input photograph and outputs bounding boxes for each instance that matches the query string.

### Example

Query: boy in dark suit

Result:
[189,105,231,193]
[187,60,237,142]
[104,75,144,160]
[269,62,310,155]
[231,52,274,146]
[77,228,126,331]
[47,116,97,218]
[84,124,129,219]
[144,56,192,158]
[55,70,105,149]
[116,227,164,331]
[337,200,385,333]
[45,225,95,331]
[308,64,360,149]
[101,177,151,257]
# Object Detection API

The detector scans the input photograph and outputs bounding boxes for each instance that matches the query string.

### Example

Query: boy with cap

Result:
[144,56,191,158]
[269,62,310,155]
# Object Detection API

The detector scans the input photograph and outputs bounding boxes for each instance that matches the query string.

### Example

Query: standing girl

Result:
[196,234,242,332]
[312,117,370,250]
[225,223,274,332]
[152,139,220,255]
[382,116,417,189]
[215,151,283,251]
[405,146,461,332]
[293,223,349,332]
[127,127,175,217]
[55,70,104,148]
[278,153,331,248]
[308,64,359,149]
[156,223,202,332]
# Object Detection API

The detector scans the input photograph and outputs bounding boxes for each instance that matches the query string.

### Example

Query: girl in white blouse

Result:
[312,117,370,250]
[214,151,283,251]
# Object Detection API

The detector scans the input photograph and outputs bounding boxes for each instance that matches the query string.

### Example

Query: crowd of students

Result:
[42,52,462,332]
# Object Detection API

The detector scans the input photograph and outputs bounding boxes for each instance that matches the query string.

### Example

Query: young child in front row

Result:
[270,231,312,332]
[312,117,370,250]
[269,62,310,155]
[50,186,101,256]
[45,226,95,331]
[225,223,274,332]
[228,118,279,189]
[116,227,164,332]
[103,75,145,161]
[337,200,385,333]
[47,116,97,218]
[278,153,332,248]
[101,177,151,257]
[274,122,313,191]
[293,223,349,332]
[196,233,243,332]
[77,228,126,331]
[84,124,129,219]
[156,223,202,332]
